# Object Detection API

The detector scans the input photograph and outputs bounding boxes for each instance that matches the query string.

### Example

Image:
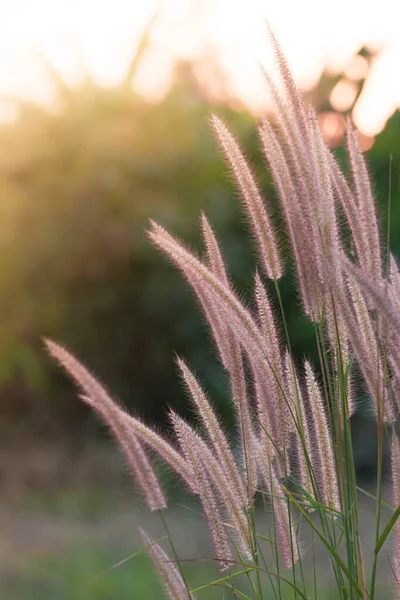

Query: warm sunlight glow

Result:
[330,80,359,113]
[318,112,346,147]
[0,0,399,134]
[345,55,369,81]
[356,131,375,152]
[352,46,400,136]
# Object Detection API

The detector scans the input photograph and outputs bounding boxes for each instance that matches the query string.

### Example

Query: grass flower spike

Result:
[140,529,193,599]
[46,339,167,511]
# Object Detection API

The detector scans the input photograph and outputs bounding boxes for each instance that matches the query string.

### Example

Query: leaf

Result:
[375,503,400,553]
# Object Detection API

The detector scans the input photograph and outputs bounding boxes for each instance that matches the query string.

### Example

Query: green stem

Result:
[158,510,192,599]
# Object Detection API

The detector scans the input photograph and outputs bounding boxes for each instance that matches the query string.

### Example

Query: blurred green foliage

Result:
[0,61,258,437]
[0,543,334,600]
[0,52,399,449]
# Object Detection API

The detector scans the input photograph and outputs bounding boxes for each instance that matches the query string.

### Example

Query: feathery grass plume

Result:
[199,216,232,364]
[171,412,253,560]
[254,272,283,385]
[241,356,284,469]
[211,114,282,280]
[140,529,194,600]
[265,21,309,147]
[304,360,340,513]
[260,42,311,171]
[324,260,394,422]
[305,109,335,249]
[201,212,229,286]
[389,253,400,296]
[269,463,300,570]
[148,222,266,369]
[80,393,197,493]
[377,257,400,379]
[259,118,322,318]
[177,358,247,508]
[346,122,382,284]
[251,364,281,471]
[149,223,267,360]
[190,280,232,371]
[390,432,400,590]
[262,110,341,321]
[323,300,355,419]
[80,395,167,511]
[149,223,289,448]
[228,345,259,502]
[255,436,300,568]
[327,149,368,273]
[341,257,400,420]
[156,215,258,504]
[45,339,167,511]
[152,217,303,483]
[388,255,400,339]
[260,33,333,319]
[46,341,198,495]
[261,30,347,323]
[307,108,341,275]
[254,272,292,444]
[201,213,258,501]
[342,256,400,353]
[188,214,233,371]
[386,255,400,381]
[253,434,270,493]
[283,352,314,505]
[335,335,355,417]
[169,411,233,571]
[252,272,292,476]
[347,280,379,377]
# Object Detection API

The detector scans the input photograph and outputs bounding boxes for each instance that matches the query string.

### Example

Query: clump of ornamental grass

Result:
[46,28,400,599]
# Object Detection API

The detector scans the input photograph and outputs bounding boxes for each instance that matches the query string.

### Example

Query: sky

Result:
[0,0,399,135]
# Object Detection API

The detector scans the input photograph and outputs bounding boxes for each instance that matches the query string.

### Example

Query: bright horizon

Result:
[1,0,400,136]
